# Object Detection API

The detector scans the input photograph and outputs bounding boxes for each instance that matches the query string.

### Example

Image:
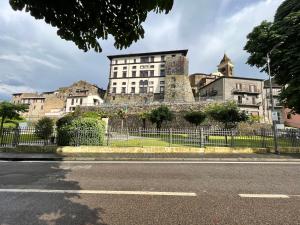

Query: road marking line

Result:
[0,189,197,197]
[1,161,300,165]
[239,194,290,198]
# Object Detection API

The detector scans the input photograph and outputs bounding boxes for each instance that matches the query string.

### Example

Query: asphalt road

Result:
[0,161,299,225]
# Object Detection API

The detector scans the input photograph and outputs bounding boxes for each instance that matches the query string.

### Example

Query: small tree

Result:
[206,102,249,129]
[117,109,127,130]
[0,102,28,143]
[148,106,173,129]
[35,117,54,145]
[138,112,149,129]
[184,111,206,128]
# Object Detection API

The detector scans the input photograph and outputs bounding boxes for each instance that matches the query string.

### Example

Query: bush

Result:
[35,117,54,141]
[148,106,173,129]
[57,116,105,146]
[184,111,206,127]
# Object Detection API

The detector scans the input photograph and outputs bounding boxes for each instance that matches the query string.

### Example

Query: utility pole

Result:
[266,41,283,154]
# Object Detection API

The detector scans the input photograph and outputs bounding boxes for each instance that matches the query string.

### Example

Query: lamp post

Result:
[266,42,284,154]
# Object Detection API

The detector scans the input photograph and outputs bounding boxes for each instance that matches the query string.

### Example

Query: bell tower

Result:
[217,54,234,77]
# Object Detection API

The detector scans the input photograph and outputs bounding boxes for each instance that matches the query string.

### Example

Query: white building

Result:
[105,49,189,104]
[66,94,104,113]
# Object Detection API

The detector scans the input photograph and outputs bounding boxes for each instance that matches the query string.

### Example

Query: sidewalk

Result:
[1,152,300,161]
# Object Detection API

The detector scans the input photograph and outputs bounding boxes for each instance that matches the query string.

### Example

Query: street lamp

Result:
[266,41,284,154]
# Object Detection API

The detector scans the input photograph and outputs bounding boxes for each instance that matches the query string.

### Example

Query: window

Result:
[124,59,127,64]
[160,81,165,85]
[122,71,127,78]
[150,56,154,62]
[131,82,136,85]
[123,66,127,70]
[149,87,154,93]
[112,96,115,100]
[121,87,126,93]
[133,59,136,63]
[80,98,83,105]
[113,82,117,85]
[132,71,136,77]
[71,99,74,105]
[172,54,176,57]
[131,87,135,93]
[238,96,242,104]
[140,70,148,77]
[236,83,242,90]
[150,65,154,68]
[112,87,116,93]
[160,64,165,68]
[115,60,118,64]
[149,70,154,77]
[132,66,136,69]
[160,86,165,93]
[113,72,117,78]
[114,67,118,70]
[252,96,256,105]
[41,105,43,110]
[160,70,165,76]
[161,55,165,61]
[139,87,147,93]
[149,81,154,85]
[122,82,126,85]
[140,56,149,63]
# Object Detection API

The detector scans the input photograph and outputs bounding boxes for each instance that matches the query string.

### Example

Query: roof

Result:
[199,76,264,89]
[189,73,210,77]
[219,54,232,64]
[107,49,188,60]
[264,79,282,88]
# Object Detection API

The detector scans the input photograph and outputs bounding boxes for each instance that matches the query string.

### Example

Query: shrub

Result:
[35,117,54,143]
[184,111,206,128]
[148,106,173,129]
[57,117,105,146]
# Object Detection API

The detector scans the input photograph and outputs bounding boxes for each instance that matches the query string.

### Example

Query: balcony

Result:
[232,88,261,95]
[266,92,280,98]
[237,101,261,107]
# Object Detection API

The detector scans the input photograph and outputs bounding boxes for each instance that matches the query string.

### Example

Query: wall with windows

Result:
[66,95,103,112]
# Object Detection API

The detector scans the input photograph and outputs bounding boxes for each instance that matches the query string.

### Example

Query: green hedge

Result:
[57,117,106,146]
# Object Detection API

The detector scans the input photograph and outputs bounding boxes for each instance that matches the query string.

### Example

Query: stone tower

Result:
[218,54,234,77]
[164,55,195,102]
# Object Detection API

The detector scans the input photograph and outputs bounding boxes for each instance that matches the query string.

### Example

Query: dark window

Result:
[238,96,242,104]
[140,70,148,77]
[114,67,117,70]
[140,57,149,63]
[71,99,74,105]
[132,71,136,77]
[172,54,176,57]
[122,71,127,78]
[252,96,256,104]
[160,81,165,85]
[115,60,118,64]
[150,56,154,62]
[139,87,147,93]
[131,82,136,85]
[150,70,154,77]
[132,66,136,69]
[150,65,154,68]
[160,70,165,76]
[124,59,127,64]
[80,98,83,105]
[41,105,43,110]
[131,87,135,93]
[112,96,115,100]
[112,87,116,93]
[113,82,117,85]
[160,86,165,93]
[121,87,126,93]
[113,72,117,78]
[161,55,165,61]
[133,59,136,63]
[123,66,127,70]
[122,82,126,85]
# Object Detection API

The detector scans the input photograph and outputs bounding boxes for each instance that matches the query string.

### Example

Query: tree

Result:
[117,109,127,130]
[9,0,173,52]
[184,111,206,128]
[244,0,300,113]
[148,106,173,129]
[138,111,149,129]
[35,117,54,145]
[0,102,28,140]
[206,102,249,129]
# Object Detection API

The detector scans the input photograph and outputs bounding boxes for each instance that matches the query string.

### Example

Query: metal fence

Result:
[1,127,300,149]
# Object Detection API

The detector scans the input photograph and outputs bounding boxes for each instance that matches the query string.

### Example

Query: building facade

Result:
[105,49,194,104]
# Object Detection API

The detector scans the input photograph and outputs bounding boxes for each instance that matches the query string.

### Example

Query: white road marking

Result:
[239,194,290,198]
[1,161,300,165]
[0,189,197,197]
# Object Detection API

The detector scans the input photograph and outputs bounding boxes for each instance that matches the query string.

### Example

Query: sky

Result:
[0,0,284,100]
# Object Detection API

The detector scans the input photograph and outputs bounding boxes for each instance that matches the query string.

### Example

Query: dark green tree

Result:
[0,101,28,137]
[184,111,206,128]
[9,0,173,52]
[148,106,173,129]
[138,111,149,129]
[244,0,300,113]
[35,117,54,144]
[206,102,249,129]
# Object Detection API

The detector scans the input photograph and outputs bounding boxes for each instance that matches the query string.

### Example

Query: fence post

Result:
[200,128,204,148]
[230,129,234,147]
[12,128,20,147]
[169,128,172,147]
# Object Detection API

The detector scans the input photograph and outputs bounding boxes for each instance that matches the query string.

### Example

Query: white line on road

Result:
[239,194,290,198]
[0,189,197,197]
[1,161,300,165]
